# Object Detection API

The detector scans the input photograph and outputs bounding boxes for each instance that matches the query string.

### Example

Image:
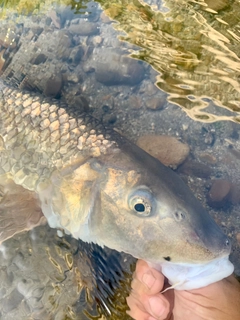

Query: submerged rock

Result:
[207,179,232,208]
[137,135,190,168]
[43,72,63,98]
[69,22,99,36]
[95,50,145,86]
[177,160,212,179]
[145,96,165,110]
[207,179,240,208]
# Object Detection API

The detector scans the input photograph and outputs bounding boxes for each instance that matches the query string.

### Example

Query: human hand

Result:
[127,260,240,320]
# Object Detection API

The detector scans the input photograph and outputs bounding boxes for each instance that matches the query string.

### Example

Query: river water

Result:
[0,0,239,319]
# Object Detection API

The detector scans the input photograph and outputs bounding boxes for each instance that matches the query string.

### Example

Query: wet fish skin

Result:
[0,85,230,265]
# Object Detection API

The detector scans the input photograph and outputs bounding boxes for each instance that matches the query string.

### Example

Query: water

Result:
[0,0,239,318]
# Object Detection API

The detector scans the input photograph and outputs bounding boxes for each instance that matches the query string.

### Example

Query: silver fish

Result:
[0,84,233,290]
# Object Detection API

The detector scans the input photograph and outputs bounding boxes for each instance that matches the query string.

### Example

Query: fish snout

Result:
[174,206,232,259]
[196,226,232,257]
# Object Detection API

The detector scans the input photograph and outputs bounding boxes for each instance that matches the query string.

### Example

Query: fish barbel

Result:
[0,84,233,290]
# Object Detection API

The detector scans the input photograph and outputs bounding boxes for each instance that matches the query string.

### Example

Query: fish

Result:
[0,83,234,291]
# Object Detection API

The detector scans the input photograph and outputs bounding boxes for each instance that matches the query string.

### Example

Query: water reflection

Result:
[1,0,240,122]
[0,225,134,319]
[98,0,240,122]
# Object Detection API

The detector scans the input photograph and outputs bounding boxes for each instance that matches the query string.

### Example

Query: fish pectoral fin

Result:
[0,178,46,244]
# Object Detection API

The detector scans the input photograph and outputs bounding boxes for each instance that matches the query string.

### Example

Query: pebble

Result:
[177,160,212,179]
[73,95,89,112]
[198,153,217,164]
[69,22,99,36]
[43,72,63,98]
[95,50,145,86]
[100,11,112,23]
[137,135,190,168]
[0,30,18,48]
[236,233,240,245]
[204,0,229,11]
[145,96,165,110]
[0,50,5,72]
[56,30,72,60]
[2,289,23,312]
[48,10,61,29]
[68,45,84,65]
[207,179,231,208]
[30,53,47,65]
[207,179,240,208]
[31,27,44,37]
[129,95,142,109]
[228,183,240,205]
[65,72,81,84]
[92,35,102,45]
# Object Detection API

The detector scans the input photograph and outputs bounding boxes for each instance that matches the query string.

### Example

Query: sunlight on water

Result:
[0,225,134,319]
[98,0,240,123]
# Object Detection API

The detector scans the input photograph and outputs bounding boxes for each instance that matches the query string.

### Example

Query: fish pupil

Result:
[134,203,145,212]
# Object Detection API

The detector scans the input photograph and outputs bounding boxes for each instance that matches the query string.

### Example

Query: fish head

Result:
[86,141,231,266]
[38,138,231,267]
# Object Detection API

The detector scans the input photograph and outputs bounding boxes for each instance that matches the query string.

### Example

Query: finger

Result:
[134,260,165,294]
[127,292,170,320]
[143,294,170,320]
[126,295,150,320]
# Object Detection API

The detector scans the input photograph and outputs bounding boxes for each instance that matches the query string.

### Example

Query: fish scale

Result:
[0,85,117,191]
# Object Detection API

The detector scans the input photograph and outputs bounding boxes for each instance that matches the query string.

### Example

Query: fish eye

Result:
[129,188,154,217]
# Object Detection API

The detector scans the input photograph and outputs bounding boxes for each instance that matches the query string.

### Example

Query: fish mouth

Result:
[148,255,234,290]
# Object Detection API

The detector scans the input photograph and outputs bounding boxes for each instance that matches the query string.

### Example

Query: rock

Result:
[145,83,158,96]
[100,11,112,23]
[137,135,189,168]
[48,10,61,29]
[228,183,240,205]
[31,27,44,37]
[0,50,5,72]
[198,153,217,164]
[72,95,89,113]
[177,160,212,179]
[236,233,240,245]
[92,36,102,46]
[0,30,18,48]
[129,95,142,109]
[205,0,229,11]
[146,96,165,110]
[69,22,99,36]
[56,30,72,60]
[65,72,81,84]
[103,113,117,125]
[43,73,63,98]
[207,180,240,208]
[68,45,84,65]
[30,53,47,65]
[207,179,231,208]
[2,289,23,312]
[95,51,145,86]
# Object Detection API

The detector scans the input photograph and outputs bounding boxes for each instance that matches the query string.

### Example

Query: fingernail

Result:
[149,296,165,317]
[142,271,156,289]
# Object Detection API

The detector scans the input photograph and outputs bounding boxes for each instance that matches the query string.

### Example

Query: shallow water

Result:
[0,0,239,318]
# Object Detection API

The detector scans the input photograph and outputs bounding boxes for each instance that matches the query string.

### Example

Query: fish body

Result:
[0,84,233,289]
